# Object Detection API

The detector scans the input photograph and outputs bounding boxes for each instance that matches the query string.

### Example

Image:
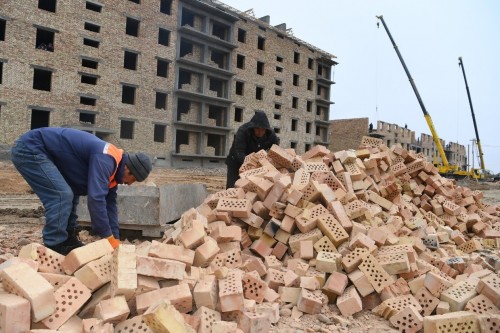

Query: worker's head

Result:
[253,127,266,138]
[124,152,152,184]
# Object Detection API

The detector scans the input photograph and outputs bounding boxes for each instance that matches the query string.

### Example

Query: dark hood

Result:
[249,111,272,130]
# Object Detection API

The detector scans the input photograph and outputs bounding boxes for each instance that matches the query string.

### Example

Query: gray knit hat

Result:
[125,152,152,182]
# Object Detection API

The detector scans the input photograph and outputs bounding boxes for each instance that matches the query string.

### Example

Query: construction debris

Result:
[1,136,500,332]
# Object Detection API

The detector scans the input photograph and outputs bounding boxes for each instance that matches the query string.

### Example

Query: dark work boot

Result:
[66,229,84,248]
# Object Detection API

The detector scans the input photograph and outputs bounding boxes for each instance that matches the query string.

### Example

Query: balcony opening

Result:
[160,0,172,15]
[175,130,190,153]
[81,73,98,85]
[121,85,136,105]
[33,68,52,91]
[85,1,102,12]
[31,109,50,129]
[208,77,225,98]
[178,69,192,89]
[79,112,95,125]
[180,40,193,58]
[83,38,99,48]
[126,17,140,37]
[124,51,138,70]
[120,120,134,139]
[158,28,170,46]
[212,21,228,40]
[210,49,227,69]
[155,92,167,109]
[177,99,190,120]
[84,22,100,33]
[181,9,195,27]
[82,58,98,69]
[36,28,54,52]
[38,0,57,12]
[234,107,243,122]
[80,96,96,106]
[154,124,166,142]
[208,105,225,127]
[157,59,169,77]
[206,133,225,156]
[237,28,246,43]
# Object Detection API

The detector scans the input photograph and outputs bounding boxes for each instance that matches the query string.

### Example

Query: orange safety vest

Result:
[103,143,124,188]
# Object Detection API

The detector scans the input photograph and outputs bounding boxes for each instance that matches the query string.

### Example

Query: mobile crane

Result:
[376,15,481,179]
[458,56,485,178]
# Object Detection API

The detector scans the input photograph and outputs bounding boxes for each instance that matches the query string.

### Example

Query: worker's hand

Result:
[107,235,121,249]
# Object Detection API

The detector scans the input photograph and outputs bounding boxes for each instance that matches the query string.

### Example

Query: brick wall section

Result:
[328,117,368,152]
[0,0,335,166]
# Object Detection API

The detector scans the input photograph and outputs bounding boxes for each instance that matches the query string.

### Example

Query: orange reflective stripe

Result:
[103,143,123,188]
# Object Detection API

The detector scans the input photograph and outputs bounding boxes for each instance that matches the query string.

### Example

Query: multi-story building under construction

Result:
[0,0,336,167]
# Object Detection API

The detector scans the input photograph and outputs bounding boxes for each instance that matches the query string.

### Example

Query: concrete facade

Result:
[0,0,336,167]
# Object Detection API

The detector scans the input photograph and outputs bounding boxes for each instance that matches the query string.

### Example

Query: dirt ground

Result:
[1,160,499,332]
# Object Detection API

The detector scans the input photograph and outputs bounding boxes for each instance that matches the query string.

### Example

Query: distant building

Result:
[0,0,337,167]
[329,119,468,169]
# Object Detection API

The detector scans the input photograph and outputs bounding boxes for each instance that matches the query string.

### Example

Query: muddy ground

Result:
[1,160,499,332]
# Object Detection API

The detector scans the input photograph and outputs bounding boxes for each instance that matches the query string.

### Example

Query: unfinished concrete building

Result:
[0,0,336,167]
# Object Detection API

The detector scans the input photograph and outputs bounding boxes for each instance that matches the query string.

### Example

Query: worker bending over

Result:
[11,127,152,255]
[225,111,279,189]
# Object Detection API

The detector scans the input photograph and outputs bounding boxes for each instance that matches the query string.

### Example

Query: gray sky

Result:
[223,0,500,174]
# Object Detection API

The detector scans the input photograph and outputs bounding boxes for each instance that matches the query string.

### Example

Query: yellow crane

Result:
[376,15,480,179]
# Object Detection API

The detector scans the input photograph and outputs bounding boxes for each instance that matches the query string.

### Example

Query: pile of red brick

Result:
[1,136,499,333]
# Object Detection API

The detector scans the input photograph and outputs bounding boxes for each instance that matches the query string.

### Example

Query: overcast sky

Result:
[223,0,500,174]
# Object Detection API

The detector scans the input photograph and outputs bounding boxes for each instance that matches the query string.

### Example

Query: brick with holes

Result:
[136,255,186,281]
[39,272,72,291]
[297,288,324,315]
[465,294,500,315]
[316,251,341,274]
[41,277,92,329]
[440,277,479,312]
[193,306,221,333]
[242,272,267,303]
[143,300,196,333]
[18,243,65,274]
[424,271,454,298]
[265,268,285,292]
[61,239,113,275]
[111,244,137,299]
[337,285,362,316]
[193,275,218,310]
[0,293,31,333]
[136,283,193,315]
[73,254,112,292]
[415,286,440,316]
[114,315,154,333]
[0,262,55,322]
[93,295,130,324]
[358,254,394,293]
[389,305,423,333]
[148,240,195,268]
[219,270,244,312]
[193,237,220,268]
[423,311,481,333]
[476,273,500,307]
[238,307,271,333]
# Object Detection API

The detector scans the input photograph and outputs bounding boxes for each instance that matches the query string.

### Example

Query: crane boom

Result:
[376,15,450,168]
[458,57,486,171]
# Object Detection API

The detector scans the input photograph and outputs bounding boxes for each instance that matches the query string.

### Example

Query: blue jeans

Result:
[11,140,79,246]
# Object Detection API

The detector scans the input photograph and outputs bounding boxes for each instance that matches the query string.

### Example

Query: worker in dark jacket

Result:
[225,111,279,188]
[11,127,153,255]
